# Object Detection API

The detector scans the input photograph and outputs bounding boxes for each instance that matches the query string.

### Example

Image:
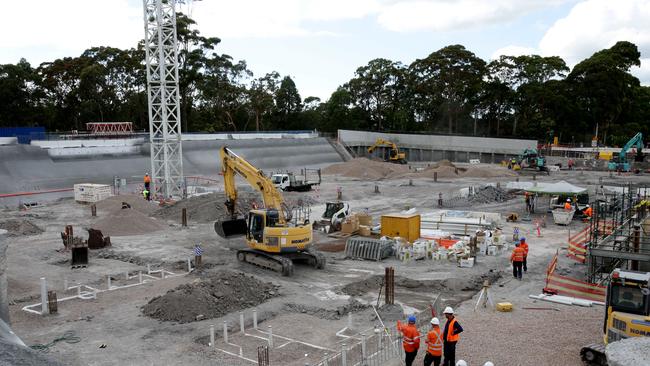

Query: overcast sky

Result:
[2,0,649,100]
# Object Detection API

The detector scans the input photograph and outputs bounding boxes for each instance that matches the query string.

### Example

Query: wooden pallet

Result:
[328,230,358,239]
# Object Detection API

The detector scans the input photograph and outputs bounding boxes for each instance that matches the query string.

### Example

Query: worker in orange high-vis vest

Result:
[564,198,572,210]
[442,307,463,366]
[511,242,525,280]
[584,204,593,218]
[144,173,151,190]
[519,237,529,273]
[424,317,443,366]
[397,315,420,366]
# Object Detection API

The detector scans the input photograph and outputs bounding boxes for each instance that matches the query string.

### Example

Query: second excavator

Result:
[214,147,325,276]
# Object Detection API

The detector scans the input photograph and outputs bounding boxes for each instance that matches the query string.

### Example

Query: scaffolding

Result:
[587,182,650,283]
[143,0,184,199]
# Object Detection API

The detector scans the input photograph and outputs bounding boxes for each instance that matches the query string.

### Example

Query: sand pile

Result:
[142,271,280,323]
[95,194,158,215]
[91,209,166,236]
[0,219,44,237]
[323,158,409,180]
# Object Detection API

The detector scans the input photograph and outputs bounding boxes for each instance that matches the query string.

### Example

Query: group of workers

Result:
[397,307,480,366]
[510,237,529,280]
[563,198,593,218]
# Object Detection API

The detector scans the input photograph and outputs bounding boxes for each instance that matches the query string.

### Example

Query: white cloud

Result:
[539,0,650,65]
[191,0,381,39]
[0,0,141,63]
[376,0,568,32]
[490,45,538,60]
[488,0,650,84]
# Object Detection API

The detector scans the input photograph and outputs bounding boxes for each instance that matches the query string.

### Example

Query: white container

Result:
[459,257,475,268]
[74,184,112,203]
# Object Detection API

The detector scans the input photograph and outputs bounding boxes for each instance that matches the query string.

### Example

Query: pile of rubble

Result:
[142,271,280,323]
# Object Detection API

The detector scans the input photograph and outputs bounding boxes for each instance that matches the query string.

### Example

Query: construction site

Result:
[1,2,650,366]
[0,124,648,366]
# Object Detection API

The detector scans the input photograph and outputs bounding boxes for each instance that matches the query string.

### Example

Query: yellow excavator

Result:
[580,268,650,365]
[367,138,407,164]
[213,147,325,276]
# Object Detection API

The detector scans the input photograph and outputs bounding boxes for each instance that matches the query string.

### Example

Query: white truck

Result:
[271,169,321,192]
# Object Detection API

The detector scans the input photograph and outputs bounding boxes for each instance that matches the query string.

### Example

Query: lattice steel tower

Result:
[143,0,184,198]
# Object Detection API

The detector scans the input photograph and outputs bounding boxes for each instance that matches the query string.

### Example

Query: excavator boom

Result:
[216,146,286,238]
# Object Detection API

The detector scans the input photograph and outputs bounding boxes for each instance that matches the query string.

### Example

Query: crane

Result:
[367,138,407,164]
[214,147,325,276]
[608,132,644,172]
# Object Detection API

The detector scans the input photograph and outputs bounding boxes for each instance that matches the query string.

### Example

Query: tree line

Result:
[1,14,648,145]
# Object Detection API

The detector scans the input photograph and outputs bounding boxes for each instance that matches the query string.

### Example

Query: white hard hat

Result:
[430,317,440,325]
[586,204,590,208]
[566,198,571,202]
[483,362,495,366]
[456,361,468,366]
[443,306,454,314]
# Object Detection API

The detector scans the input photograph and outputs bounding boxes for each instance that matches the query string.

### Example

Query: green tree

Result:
[248,72,280,131]
[274,76,302,129]
[409,45,486,133]
[567,41,641,144]
[0,59,41,127]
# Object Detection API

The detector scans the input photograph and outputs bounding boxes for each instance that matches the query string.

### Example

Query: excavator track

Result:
[236,249,325,276]
[237,249,294,276]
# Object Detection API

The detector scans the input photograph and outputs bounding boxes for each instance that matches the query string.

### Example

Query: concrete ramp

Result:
[0,138,341,204]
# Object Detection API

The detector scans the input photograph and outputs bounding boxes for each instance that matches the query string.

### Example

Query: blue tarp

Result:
[0,127,45,144]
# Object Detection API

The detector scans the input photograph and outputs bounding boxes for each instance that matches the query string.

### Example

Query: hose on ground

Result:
[30,330,81,352]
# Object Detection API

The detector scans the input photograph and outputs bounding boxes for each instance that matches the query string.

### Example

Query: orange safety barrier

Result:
[545,251,606,302]
[567,222,615,263]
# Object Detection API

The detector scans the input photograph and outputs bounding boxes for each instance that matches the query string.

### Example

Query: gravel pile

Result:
[0,219,44,237]
[90,209,166,236]
[442,186,515,208]
[142,271,280,323]
[606,337,650,366]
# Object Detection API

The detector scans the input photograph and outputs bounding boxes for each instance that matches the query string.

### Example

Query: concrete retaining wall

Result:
[0,230,7,324]
[0,138,16,146]
[338,129,538,163]
[0,138,341,206]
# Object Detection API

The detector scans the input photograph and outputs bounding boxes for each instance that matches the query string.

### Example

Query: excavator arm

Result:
[617,132,644,163]
[220,146,286,224]
[367,138,398,154]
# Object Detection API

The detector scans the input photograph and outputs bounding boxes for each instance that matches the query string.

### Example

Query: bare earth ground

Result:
[3,164,646,365]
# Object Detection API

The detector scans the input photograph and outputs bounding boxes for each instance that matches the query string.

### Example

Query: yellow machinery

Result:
[214,147,325,276]
[581,269,650,365]
[367,138,407,164]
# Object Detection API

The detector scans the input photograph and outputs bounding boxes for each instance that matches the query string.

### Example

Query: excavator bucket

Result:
[214,219,247,238]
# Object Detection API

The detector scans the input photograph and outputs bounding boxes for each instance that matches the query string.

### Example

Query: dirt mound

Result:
[95,194,158,215]
[323,158,409,180]
[152,191,315,224]
[142,271,279,323]
[152,192,259,223]
[0,219,44,237]
[91,209,166,236]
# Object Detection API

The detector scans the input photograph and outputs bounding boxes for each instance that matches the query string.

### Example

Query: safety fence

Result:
[567,222,614,263]
[545,250,607,302]
[313,315,436,366]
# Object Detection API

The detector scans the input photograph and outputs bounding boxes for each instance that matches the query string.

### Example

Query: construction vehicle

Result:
[580,269,650,365]
[313,201,350,233]
[608,132,644,172]
[271,169,321,192]
[213,147,325,276]
[518,148,548,173]
[367,138,407,164]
